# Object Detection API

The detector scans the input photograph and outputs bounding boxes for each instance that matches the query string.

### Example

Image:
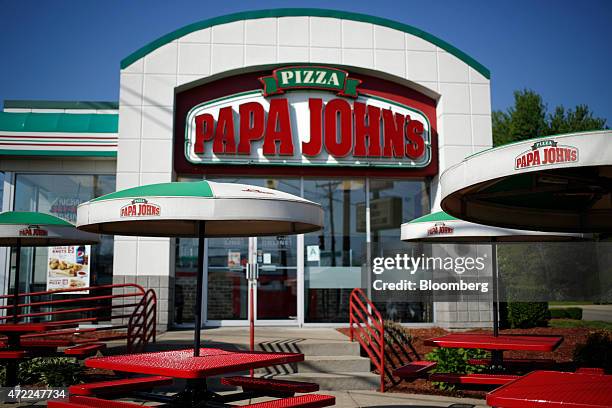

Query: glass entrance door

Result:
[253,235,298,322]
[204,235,298,325]
[203,176,301,326]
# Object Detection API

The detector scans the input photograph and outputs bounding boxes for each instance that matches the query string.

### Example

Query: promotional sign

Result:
[177,66,437,173]
[227,251,241,269]
[46,245,91,293]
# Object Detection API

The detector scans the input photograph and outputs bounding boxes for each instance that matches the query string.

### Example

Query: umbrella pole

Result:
[491,241,504,370]
[6,242,21,387]
[12,242,21,324]
[491,242,499,337]
[194,221,205,357]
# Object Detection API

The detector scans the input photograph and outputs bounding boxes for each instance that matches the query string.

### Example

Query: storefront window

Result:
[11,174,116,294]
[369,179,433,322]
[173,175,431,326]
[304,178,366,323]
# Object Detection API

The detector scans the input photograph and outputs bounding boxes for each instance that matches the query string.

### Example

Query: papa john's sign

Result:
[180,66,436,171]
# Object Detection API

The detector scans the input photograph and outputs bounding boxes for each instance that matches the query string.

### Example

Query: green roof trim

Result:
[409,211,459,224]
[0,211,72,226]
[4,100,118,110]
[92,181,213,202]
[0,112,118,133]
[121,8,490,79]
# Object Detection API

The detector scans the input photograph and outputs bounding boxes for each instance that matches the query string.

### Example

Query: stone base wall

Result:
[434,301,493,329]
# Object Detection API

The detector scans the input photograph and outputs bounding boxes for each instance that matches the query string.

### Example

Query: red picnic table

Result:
[0,322,77,386]
[425,333,563,351]
[425,333,563,370]
[85,348,306,406]
[486,370,612,408]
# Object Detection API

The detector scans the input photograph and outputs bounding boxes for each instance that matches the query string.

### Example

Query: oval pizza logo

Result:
[19,225,48,237]
[427,222,454,236]
[120,198,161,218]
[515,139,578,170]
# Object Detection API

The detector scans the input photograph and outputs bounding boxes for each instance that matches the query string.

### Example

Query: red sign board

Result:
[174,67,438,177]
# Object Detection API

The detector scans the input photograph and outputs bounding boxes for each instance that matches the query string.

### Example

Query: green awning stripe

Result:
[92,181,214,202]
[0,150,117,157]
[0,211,73,226]
[0,112,118,134]
[4,100,119,110]
[408,211,459,224]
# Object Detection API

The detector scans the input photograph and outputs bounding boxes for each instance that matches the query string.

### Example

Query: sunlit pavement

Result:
[228,390,486,407]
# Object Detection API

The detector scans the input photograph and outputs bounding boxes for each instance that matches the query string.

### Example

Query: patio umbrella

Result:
[76,180,323,356]
[440,130,611,233]
[401,211,582,342]
[0,211,100,323]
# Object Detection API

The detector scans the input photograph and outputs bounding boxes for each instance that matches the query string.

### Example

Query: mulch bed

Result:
[337,325,599,398]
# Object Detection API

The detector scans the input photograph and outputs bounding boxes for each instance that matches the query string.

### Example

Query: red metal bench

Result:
[222,376,319,394]
[237,394,336,408]
[63,343,106,357]
[0,283,157,354]
[69,376,173,396]
[393,361,437,379]
[576,367,605,375]
[0,350,28,359]
[468,357,555,368]
[429,373,520,385]
[48,396,143,408]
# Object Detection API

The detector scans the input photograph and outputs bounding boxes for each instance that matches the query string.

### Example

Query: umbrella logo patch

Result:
[120,198,161,218]
[19,225,48,237]
[515,139,578,170]
[427,222,454,236]
[242,188,274,195]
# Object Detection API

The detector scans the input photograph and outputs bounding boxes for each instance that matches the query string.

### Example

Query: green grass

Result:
[548,301,594,306]
[549,319,612,330]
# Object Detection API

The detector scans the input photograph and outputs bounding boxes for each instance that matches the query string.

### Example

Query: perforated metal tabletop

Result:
[85,348,304,379]
[486,370,612,408]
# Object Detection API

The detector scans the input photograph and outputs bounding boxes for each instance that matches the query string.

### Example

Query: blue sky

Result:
[1,0,610,123]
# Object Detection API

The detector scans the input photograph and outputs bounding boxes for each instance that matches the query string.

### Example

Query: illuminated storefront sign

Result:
[181,66,436,170]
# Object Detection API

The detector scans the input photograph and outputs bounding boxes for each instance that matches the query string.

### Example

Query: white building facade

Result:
[0,10,493,331]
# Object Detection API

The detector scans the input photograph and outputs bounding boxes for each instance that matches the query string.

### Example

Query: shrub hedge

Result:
[550,307,583,320]
[505,302,551,328]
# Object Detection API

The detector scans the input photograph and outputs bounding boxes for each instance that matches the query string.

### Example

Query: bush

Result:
[506,302,550,328]
[425,347,488,390]
[573,331,612,373]
[0,357,85,387]
[550,307,583,320]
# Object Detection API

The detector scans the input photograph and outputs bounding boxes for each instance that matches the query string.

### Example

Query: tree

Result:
[492,89,607,147]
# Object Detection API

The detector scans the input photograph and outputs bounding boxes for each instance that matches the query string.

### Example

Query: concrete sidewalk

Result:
[234,390,487,407]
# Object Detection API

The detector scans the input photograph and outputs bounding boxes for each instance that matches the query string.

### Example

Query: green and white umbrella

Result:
[77,180,323,356]
[441,130,612,233]
[0,211,100,322]
[401,211,581,360]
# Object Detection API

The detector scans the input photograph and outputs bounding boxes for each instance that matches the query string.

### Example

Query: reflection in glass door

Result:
[255,235,298,321]
[205,237,249,322]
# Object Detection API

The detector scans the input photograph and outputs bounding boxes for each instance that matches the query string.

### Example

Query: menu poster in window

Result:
[46,245,91,294]
[227,251,241,269]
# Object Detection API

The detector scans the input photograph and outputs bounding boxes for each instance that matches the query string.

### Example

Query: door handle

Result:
[246,263,259,281]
